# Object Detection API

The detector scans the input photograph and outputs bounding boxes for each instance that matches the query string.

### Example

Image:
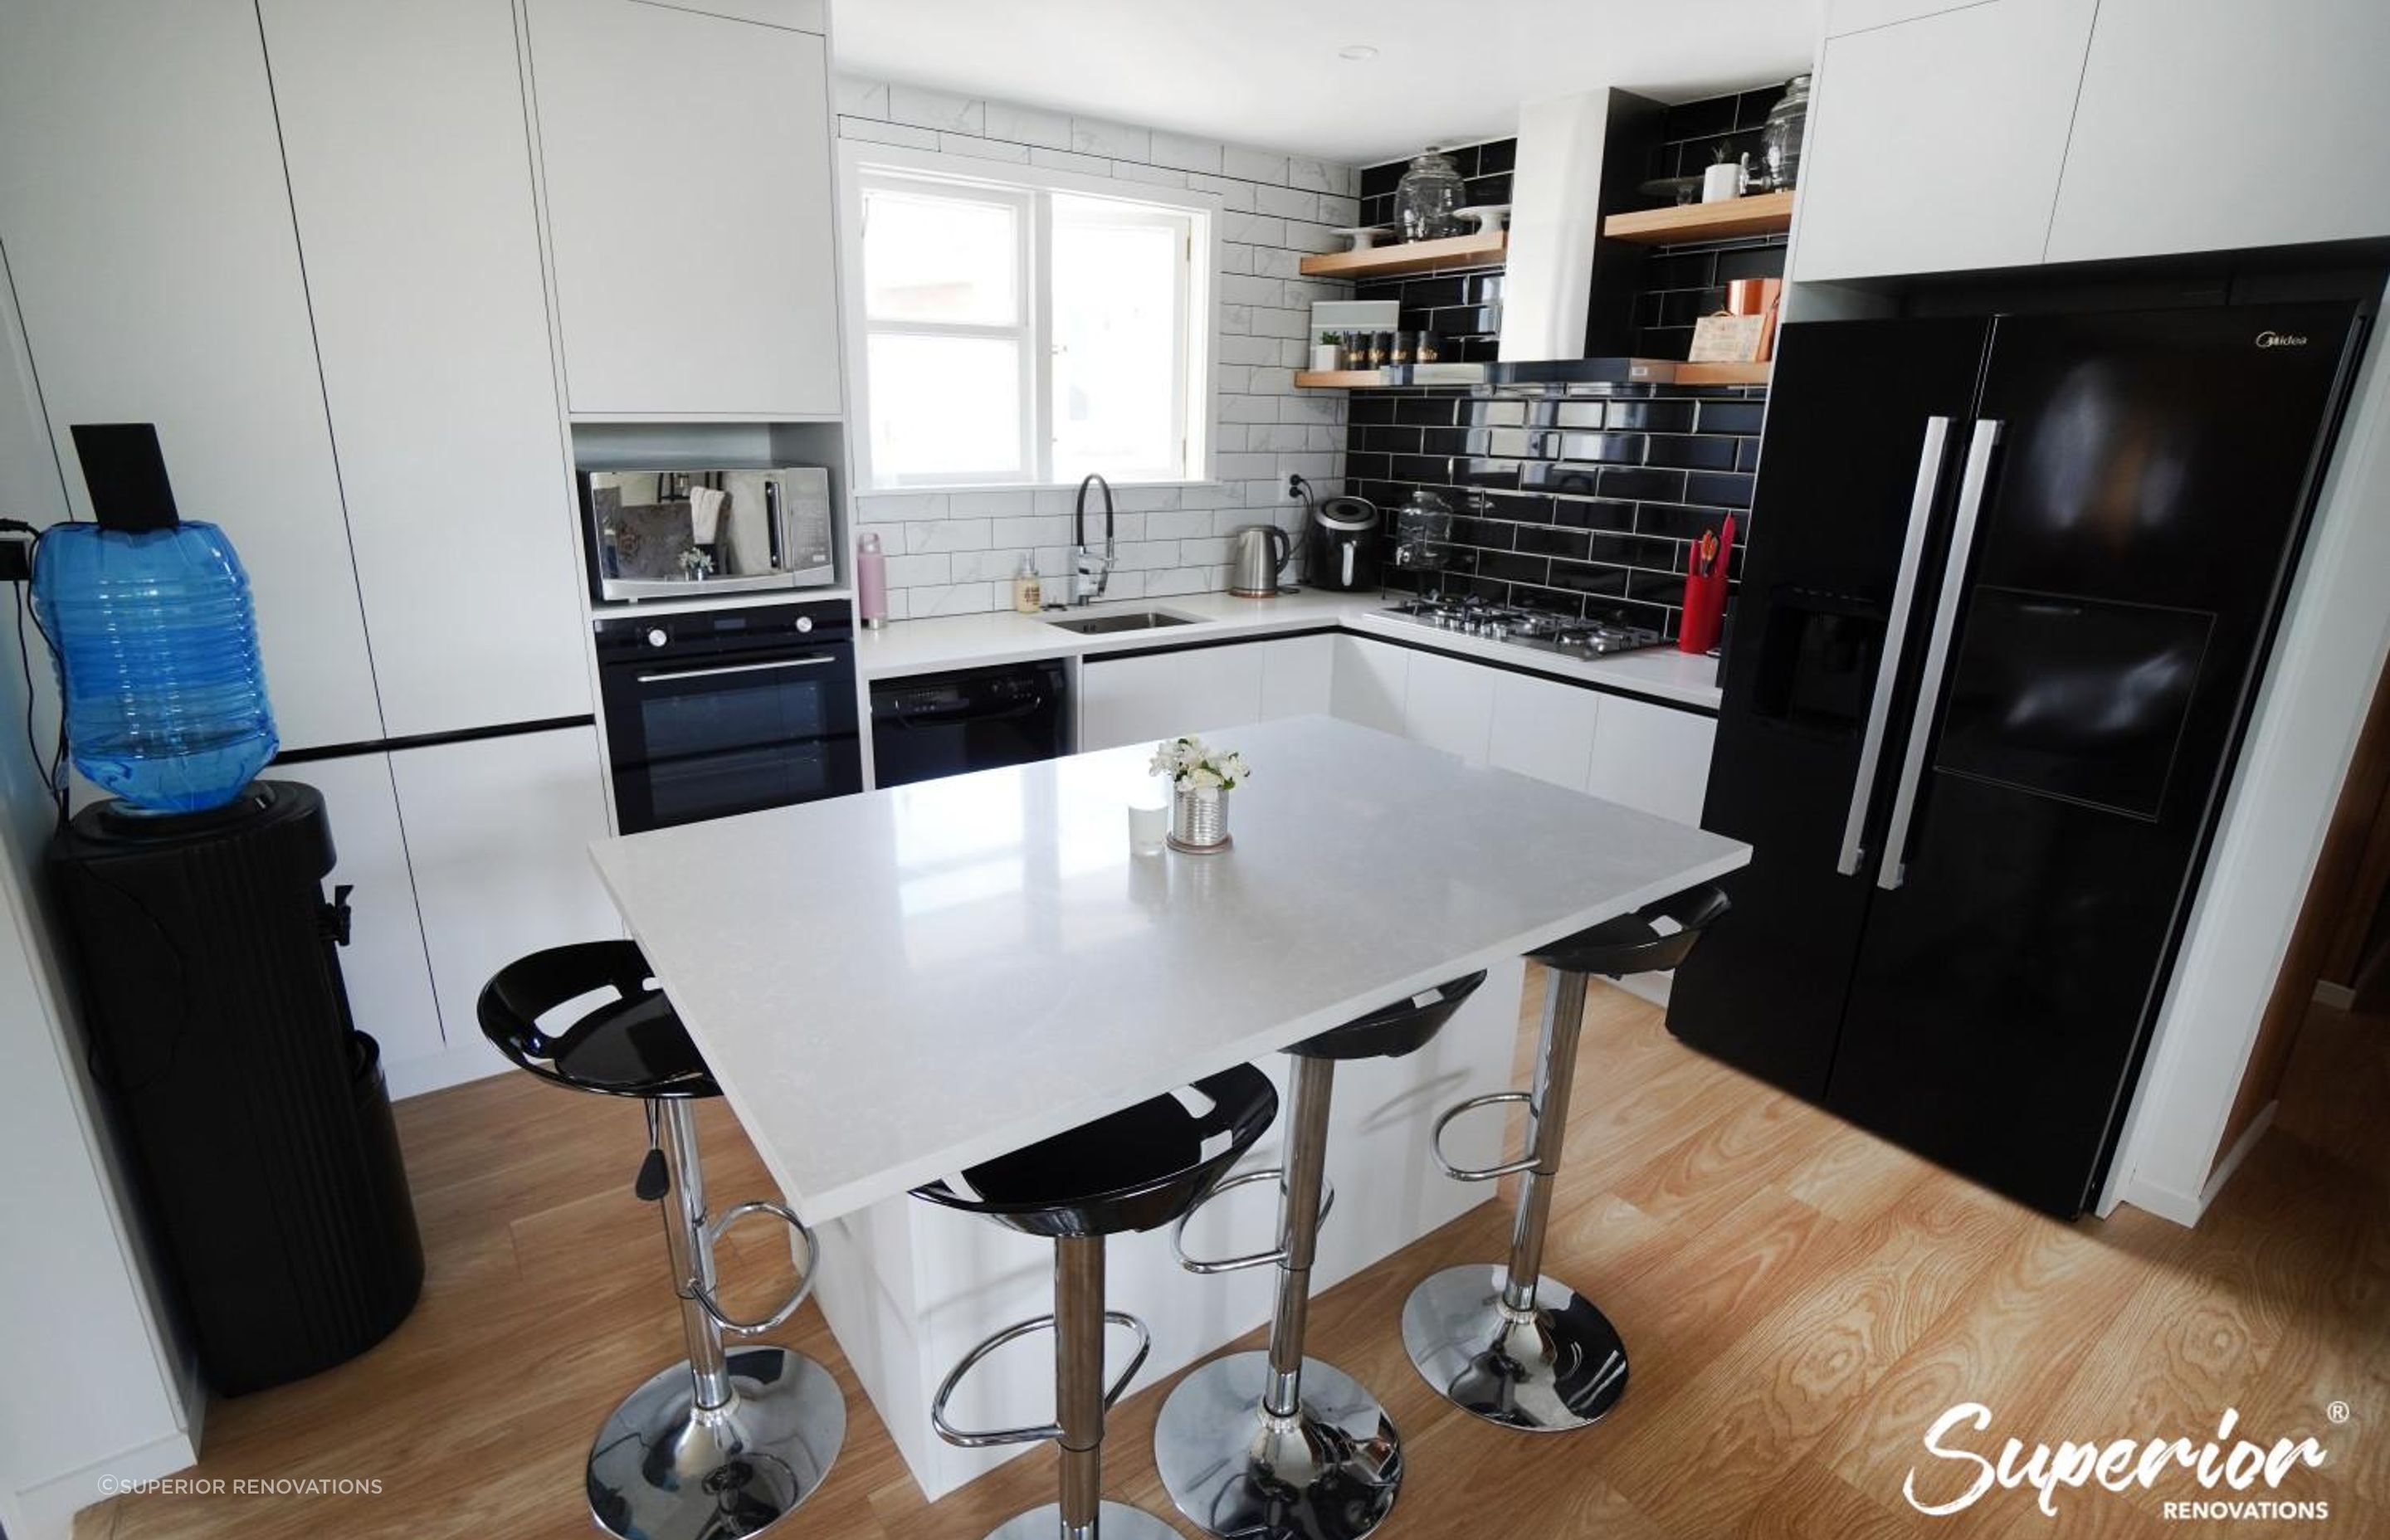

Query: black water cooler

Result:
[49,781,424,1394]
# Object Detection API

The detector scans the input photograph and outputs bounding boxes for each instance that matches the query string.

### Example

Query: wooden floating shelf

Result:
[1293,369,1393,388]
[1675,360,1774,385]
[1602,190,1794,246]
[1296,231,1507,280]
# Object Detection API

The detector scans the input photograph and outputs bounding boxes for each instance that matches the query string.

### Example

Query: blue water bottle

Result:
[32,425,278,813]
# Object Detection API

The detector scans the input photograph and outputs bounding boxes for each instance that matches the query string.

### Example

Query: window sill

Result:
[855,477,1232,499]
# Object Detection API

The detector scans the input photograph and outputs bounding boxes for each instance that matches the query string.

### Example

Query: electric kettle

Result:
[1228,524,1292,597]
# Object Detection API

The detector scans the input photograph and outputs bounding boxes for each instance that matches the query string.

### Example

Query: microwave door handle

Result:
[1836,416,1952,877]
[763,477,786,573]
[636,654,839,685]
[1876,417,2002,892]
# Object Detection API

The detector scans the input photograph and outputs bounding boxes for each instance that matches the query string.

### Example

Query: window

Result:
[846,147,1215,490]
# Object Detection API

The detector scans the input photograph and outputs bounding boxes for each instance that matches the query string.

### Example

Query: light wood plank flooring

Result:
[78,979,2390,1538]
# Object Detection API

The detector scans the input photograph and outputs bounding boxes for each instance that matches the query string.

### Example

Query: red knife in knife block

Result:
[1679,513,1734,655]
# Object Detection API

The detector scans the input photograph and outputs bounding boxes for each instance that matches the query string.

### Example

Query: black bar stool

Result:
[913,1065,1278,1540]
[1404,885,1730,1432]
[1154,972,1487,1540]
[479,941,845,1540]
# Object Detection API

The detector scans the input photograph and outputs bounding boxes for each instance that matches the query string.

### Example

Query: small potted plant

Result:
[1149,734,1250,853]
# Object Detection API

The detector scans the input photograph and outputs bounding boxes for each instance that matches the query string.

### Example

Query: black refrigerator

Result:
[1667,302,2365,1217]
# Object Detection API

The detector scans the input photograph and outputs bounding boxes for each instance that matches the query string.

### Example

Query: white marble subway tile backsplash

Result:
[838,75,1358,619]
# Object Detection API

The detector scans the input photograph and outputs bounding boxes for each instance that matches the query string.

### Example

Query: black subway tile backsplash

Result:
[1644,434,1740,470]
[1685,470,1755,509]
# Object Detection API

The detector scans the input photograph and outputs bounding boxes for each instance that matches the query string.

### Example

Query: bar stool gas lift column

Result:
[1404,885,1729,1431]
[479,942,846,1540]
[1156,972,1487,1540]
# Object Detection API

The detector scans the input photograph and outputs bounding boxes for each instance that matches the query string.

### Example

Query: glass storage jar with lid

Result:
[1394,148,1467,241]
[1760,76,1811,192]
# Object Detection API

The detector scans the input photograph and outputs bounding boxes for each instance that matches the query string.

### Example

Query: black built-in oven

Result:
[596,600,862,833]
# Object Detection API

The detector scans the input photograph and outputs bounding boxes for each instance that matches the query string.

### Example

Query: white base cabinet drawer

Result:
[1080,646,1268,752]
[1585,694,1716,826]
[1486,671,1602,791]
[1329,636,1408,736]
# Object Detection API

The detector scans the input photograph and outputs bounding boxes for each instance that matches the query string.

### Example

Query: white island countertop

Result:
[590,715,1749,1223]
[856,590,1726,710]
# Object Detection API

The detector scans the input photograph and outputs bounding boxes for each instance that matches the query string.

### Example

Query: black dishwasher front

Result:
[870,659,1072,787]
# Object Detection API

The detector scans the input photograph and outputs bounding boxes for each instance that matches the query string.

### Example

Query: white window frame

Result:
[837,139,1220,494]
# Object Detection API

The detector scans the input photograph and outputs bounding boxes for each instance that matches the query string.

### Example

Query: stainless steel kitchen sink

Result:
[1045,610,1196,635]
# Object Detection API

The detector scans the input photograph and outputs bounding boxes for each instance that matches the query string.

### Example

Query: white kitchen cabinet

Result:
[1329,637,1409,736]
[1585,695,1717,826]
[1792,0,2097,282]
[1080,646,1266,752]
[388,726,617,1074]
[1825,0,1986,34]
[1486,670,1601,791]
[644,0,825,27]
[1400,650,1495,763]
[261,0,593,739]
[0,0,382,751]
[1257,635,1336,720]
[2045,0,2390,263]
[274,754,445,1069]
[526,0,844,417]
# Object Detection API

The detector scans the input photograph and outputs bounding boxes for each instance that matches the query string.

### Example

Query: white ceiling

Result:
[831,0,1822,166]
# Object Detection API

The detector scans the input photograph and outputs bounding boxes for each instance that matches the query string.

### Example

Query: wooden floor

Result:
[80,978,2390,1539]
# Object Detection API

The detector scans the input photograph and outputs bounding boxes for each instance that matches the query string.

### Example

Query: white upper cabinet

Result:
[0,1,382,751]
[1826,0,1988,33]
[525,0,844,417]
[1792,0,2099,283]
[2046,0,2390,263]
[262,0,593,738]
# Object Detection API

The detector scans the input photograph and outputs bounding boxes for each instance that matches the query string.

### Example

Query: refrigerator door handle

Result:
[1836,416,1953,877]
[1876,417,2002,892]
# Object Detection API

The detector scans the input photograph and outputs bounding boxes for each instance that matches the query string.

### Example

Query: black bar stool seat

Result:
[1156,972,1488,1540]
[1406,883,1730,1434]
[478,943,843,1540]
[914,1065,1277,1540]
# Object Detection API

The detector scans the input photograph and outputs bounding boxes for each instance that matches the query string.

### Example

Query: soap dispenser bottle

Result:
[856,532,888,629]
[1012,553,1042,614]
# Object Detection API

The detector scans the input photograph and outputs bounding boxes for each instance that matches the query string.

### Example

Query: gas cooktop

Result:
[1380,597,1666,659]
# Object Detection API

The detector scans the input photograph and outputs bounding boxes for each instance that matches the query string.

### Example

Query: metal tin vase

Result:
[1168,787,1231,853]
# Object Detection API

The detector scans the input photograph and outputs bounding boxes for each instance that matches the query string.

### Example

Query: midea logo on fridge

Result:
[2256,330,2310,348]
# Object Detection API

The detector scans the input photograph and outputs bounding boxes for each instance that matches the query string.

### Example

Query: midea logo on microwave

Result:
[2255,330,2310,348]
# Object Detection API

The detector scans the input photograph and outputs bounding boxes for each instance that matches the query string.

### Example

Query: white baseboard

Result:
[2200,1100,2276,1211]
[2313,979,2357,1011]
[13,1426,197,1540]
[2112,1099,2276,1230]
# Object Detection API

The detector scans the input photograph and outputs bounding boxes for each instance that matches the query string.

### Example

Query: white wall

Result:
[2102,282,2390,1225]
[0,249,198,1539]
[834,78,1356,616]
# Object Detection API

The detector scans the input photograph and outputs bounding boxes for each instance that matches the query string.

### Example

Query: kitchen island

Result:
[589,714,1748,1498]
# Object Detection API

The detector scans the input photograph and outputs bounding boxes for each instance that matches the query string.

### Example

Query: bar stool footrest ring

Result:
[1171,1166,1338,1274]
[930,1309,1153,1449]
[1431,1092,1540,1182]
[692,1199,818,1336]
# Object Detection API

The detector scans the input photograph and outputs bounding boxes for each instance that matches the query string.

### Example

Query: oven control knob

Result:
[645,627,667,648]
[795,616,814,633]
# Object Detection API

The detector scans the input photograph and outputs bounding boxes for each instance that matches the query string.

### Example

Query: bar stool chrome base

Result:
[1155,1351,1401,1540]
[981,1500,1183,1540]
[587,1344,846,1540]
[1401,1264,1628,1433]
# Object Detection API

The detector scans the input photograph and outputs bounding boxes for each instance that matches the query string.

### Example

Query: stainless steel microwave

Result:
[582,465,836,602]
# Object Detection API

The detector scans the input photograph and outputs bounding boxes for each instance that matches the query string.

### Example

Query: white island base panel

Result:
[806,956,1525,1501]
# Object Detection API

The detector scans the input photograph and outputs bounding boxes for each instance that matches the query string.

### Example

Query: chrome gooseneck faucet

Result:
[1071,473,1115,606]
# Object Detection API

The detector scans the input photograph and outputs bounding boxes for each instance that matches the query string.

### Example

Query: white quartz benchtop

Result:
[855,590,1725,709]
[589,715,1749,1223]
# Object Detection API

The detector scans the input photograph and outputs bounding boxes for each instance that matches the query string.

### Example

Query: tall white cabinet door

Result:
[1585,697,1718,826]
[2046,0,2390,263]
[1329,637,1408,736]
[1792,0,2097,282]
[1257,635,1335,720]
[274,754,445,1068]
[1486,672,1600,791]
[525,0,844,417]
[0,1,381,750]
[1400,651,1495,763]
[388,726,617,1070]
[262,0,593,738]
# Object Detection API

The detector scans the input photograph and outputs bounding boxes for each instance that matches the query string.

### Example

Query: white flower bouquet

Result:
[1148,735,1250,799]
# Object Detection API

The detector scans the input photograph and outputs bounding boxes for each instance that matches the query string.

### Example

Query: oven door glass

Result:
[607,650,861,831]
